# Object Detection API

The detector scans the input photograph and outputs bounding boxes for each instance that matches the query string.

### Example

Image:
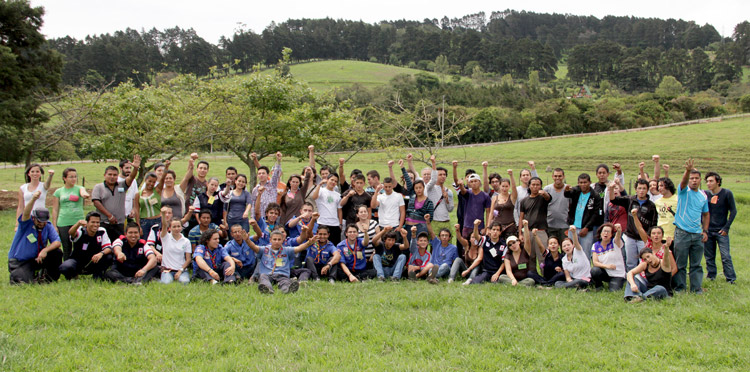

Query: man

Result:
[118,158,139,220]
[673,159,710,293]
[518,177,551,273]
[8,191,63,284]
[513,161,539,224]
[337,156,360,194]
[458,174,492,240]
[304,226,341,283]
[218,166,238,203]
[703,171,737,284]
[337,224,376,281]
[59,211,113,280]
[251,151,283,219]
[372,227,409,281]
[247,230,315,294]
[544,168,569,243]
[451,160,477,240]
[225,225,258,281]
[609,178,658,272]
[423,156,455,242]
[425,215,458,281]
[92,155,140,240]
[563,173,603,260]
[105,222,159,284]
[593,163,625,221]
[180,153,209,232]
[370,178,405,229]
[188,210,224,251]
[339,174,372,226]
[365,169,383,220]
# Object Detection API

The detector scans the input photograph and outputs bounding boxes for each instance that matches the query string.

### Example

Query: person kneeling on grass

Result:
[624,241,674,303]
[8,191,63,284]
[337,224,376,282]
[555,225,591,289]
[408,226,438,283]
[497,221,535,286]
[590,223,626,291]
[158,211,192,285]
[193,229,236,284]
[247,230,315,294]
[105,222,158,284]
[424,214,458,282]
[304,226,341,283]
[225,225,257,282]
[372,227,409,281]
[59,211,113,280]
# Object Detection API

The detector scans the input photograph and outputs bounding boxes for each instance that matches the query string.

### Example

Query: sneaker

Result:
[408,271,417,281]
[728,280,736,285]
[447,278,454,284]
[328,278,335,284]
[258,283,274,294]
[629,296,643,303]
[378,276,386,282]
[288,278,299,293]
[315,278,321,282]
[462,279,472,286]
[210,279,218,285]
[389,277,400,282]
[428,278,438,285]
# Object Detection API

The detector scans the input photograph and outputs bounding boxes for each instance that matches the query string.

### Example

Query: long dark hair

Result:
[24,163,43,183]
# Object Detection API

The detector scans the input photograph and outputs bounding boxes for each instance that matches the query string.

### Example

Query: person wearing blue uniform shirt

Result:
[105,222,159,284]
[225,225,257,281]
[8,190,63,284]
[673,159,710,293]
[372,227,409,281]
[424,214,458,281]
[246,230,315,294]
[336,224,374,282]
[193,228,236,284]
[408,226,438,283]
[304,226,340,283]
[285,202,318,240]
[59,211,113,280]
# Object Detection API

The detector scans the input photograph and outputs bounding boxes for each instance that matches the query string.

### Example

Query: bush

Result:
[739,94,750,112]
[524,122,547,138]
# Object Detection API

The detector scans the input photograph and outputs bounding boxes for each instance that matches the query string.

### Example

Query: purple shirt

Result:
[461,190,491,230]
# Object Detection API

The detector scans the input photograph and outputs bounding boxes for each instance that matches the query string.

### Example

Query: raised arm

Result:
[630,208,650,243]
[568,225,582,250]
[652,155,661,180]
[452,160,459,186]
[308,145,316,170]
[125,155,141,188]
[638,161,647,180]
[482,161,489,193]
[388,160,397,186]
[160,207,170,238]
[154,160,170,194]
[425,214,435,240]
[179,153,197,193]
[471,219,481,242]
[338,157,346,186]
[44,169,55,191]
[680,158,693,191]
[508,169,518,203]
[248,219,262,241]
[22,191,41,221]
[455,224,468,249]
[522,220,532,255]
[311,180,325,201]
[406,153,417,179]
[253,186,264,220]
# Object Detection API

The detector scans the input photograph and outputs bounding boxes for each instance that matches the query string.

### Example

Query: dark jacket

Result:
[610,195,658,240]
[564,187,603,231]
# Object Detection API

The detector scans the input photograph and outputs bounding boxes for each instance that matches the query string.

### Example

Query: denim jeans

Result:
[405,223,429,244]
[704,231,736,282]
[622,235,646,272]
[569,229,595,261]
[623,277,669,300]
[449,258,480,281]
[373,254,406,279]
[554,278,589,289]
[435,263,451,279]
[674,227,704,293]
[139,217,160,240]
[160,270,190,284]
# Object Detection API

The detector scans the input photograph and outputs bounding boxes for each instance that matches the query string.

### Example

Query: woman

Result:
[630,208,677,276]
[555,225,591,289]
[159,210,192,284]
[513,166,536,223]
[161,170,186,220]
[590,223,626,291]
[224,174,252,232]
[52,167,89,260]
[354,204,380,261]
[136,161,168,239]
[279,169,313,228]
[487,171,518,239]
[529,229,564,285]
[624,239,674,302]
[404,180,434,243]
[193,177,226,227]
[16,163,54,231]
[193,228,236,283]
[497,220,535,286]
[454,224,481,283]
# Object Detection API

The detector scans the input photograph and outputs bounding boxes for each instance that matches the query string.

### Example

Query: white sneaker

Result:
[462,279,472,286]
[210,279,218,285]
[447,278,454,284]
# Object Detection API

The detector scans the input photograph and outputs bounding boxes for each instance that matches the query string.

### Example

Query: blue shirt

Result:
[430,237,457,266]
[258,246,295,277]
[306,241,337,265]
[337,238,366,271]
[224,239,256,267]
[409,238,432,267]
[675,184,708,233]
[192,244,229,272]
[257,217,281,246]
[574,192,590,228]
[286,216,318,239]
[9,216,60,261]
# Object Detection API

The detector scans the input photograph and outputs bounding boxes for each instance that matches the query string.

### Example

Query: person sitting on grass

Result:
[105,222,158,284]
[424,214,458,281]
[452,224,481,284]
[590,223,626,291]
[8,190,63,284]
[224,225,257,282]
[337,224,375,282]
[528,228,564,285]
[624,239,674,303]
[188,210,224,251]
[246,230,315,294]
[372,227,409,282]
[497,221,535,286]
[193,228,236,284]
[286,202,318,240]
[59,211,113,281]
[469,220,507,285]
[158,212,192,285]
[554,225,591,289]
[630,208,677,277]
[407,226,438,283]
[304,226,341,283]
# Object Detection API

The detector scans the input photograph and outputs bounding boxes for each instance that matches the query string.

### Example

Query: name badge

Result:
[117,187,125,193]
[26,233,37,243]
[275,258,284,267]
[489,248,497,257]
[356,251,363,260]
[82,243,88,251]
[207,196,215,205]
[518,263,527,270]
[149,198,158,206]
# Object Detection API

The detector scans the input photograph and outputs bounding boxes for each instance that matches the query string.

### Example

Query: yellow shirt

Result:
[654,194,678,238]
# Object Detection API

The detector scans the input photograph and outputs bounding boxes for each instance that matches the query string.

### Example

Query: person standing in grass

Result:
[246,230,315,294]
[673,159,710,294]
[497,225,535,287]
[403,180,434,243]
[555,225,591,289]
[118,158,139,223]
[135,161,169,240]
[223,174,252,233]
[179,153,209,233]
[105,222,158,284]
[624,240,674,303]
[372,227,409,281]
[52,167,89,260]
[407,226,438,283]
[158,212,192,285]
[609,178,658,272]
[424,215,458,281]
[279,169,314,228]
[518,177,551,274]
[513,161,538,224]
[250,151,283,219]
[590,223,626,291]
[192,177,227,228]
[654,177,677,239]
[337,224,375,282]
[564,173,603,261]
[193,228,236,284]
[486,171,518,244]
[8,190,62,284]
[340,174,372,229]
[59,211,112,281]
[91,155,140,240]
[423,156,454,245]
[313,174,344,245]
[703,171,738,284]
[16,163,54,232]
[369,178,405,231]
[544,168,569,243]
[458,173,492,241]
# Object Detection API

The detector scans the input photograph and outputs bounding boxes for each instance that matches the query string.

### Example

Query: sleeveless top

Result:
[494,194,515,226]
[161,191,183,219]
[21,183,47,211]
[645,266,672,295]
[139,191,162,219]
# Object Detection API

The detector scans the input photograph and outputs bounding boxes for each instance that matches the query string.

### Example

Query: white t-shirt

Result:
[592,241,626,278]
[376,192,405,227]
[20,183,47,211]
[118,176,138,216]
[161,233,191,271]
[315,187,342,226]
[563,247,591,280]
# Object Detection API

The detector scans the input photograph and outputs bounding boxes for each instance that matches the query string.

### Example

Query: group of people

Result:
[8,147,738,300]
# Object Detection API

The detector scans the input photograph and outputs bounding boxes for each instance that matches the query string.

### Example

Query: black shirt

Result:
[520,194,550,230]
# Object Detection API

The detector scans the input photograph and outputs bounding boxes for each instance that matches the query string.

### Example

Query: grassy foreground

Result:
[1,118,749,370]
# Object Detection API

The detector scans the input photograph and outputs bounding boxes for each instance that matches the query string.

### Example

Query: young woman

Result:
[555,225,591,289]
[487,171,518,234]
[454,223,481,284]
[159,211,192,285]
[624,240,674,302]
[279,169,313,228]
[630,208,677,276]
[354,204,380,262]
[16,163,54,231]
[160,169,186,220]
[337,224,373,282]
[404,180,434,243]
[135,161,168,240]
[193,177,226,228]
[52,167,89,260]
[529,229,564,285]
[497,220,535,286]
[590,223,626,291]
[193,228,236,284]
[224,174,252,232]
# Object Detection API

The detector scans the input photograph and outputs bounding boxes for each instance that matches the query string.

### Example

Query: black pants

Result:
[8,249,63,284]
[305,260,338,280]
[291,268,312,281]
[59,255,113,280]
[102,223,124,242]
[105,265,159,283]
[590,267,625,291]
[58,225,74,260]
[235,262,256,280]
[194,261,236,283]
[336,267,377,281]
[323,225,342,245]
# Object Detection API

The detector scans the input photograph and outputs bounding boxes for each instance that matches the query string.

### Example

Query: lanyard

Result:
[207,247,217,269]
[346,239,358,268]
[270,247,283,274]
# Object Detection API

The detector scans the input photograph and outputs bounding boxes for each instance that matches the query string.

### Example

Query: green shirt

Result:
[53,185,85,227]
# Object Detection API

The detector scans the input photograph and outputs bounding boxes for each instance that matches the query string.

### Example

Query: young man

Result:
[286,202,319,239]
[304,226,340,283]
[312,174,343,244]
[425,214,458,281]
[423,156,454,241]
[8,191,63,284]
[469,220,506,285]
[92,155,140,240]
[370,178,405,229]
[105,222,159,284]
[703,171,737,284]
[339,174,372,226]
[563,173,603,260]
[513,161,539,224]
[180,153,208,231]
[59,211,113,280]
[225,225,258,281]
[365,169,382,220]
[247,230,315,294]
[451,160,476,239]
[407,227,438,283]
[118,158,139,220]
[188,210,223,251]
[518,177,551,274]
[593,163,625,221]
[193,228,236,284]
[337,224,375,281]
[250,151,283,218]
[609,178,658,272]
[458,174,492,240]
[673,159,710,293]
[544,168,569,243]
[654,177,678,239]
[372,227,409,281]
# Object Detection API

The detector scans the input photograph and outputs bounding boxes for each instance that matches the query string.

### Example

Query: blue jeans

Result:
[140,217,160,240]
[674,227,704,293]
[624,277,669,300]
[405,223,428,244]
[160,270,190,284]
[569,229,594,261]
[228,218,249,233]
[435,263,451,279]
[623,235,646,272]
[373,254,406,279]
[704,231,736,282]
[449,258,480,280]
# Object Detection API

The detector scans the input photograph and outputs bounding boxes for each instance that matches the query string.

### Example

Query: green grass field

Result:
[1,118,749,370]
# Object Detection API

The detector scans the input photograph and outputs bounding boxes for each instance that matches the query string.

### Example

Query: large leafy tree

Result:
[0,0,62,163]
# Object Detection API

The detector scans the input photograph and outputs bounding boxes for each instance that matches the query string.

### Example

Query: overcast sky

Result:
[31,0,748,43]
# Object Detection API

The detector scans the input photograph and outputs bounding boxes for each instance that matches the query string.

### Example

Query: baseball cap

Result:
[506,235,519,245]
[31,208,50,223]
[467,174,481,181]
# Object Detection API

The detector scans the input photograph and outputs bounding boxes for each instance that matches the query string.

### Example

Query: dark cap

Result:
[31,208,50,223]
